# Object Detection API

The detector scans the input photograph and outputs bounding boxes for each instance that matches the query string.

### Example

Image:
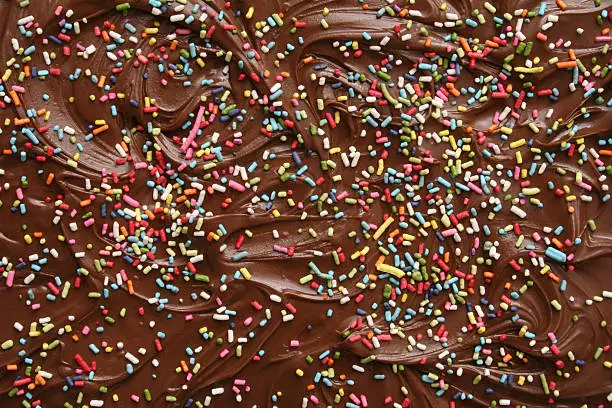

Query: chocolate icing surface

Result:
[0,0,610,407]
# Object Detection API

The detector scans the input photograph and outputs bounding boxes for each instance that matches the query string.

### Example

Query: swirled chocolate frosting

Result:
[0,0,611,407]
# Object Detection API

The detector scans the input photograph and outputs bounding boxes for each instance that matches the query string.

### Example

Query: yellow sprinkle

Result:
[372,217,394,240]
[239,268,252,280]
[510,138,526,148]
[376,263,405,278]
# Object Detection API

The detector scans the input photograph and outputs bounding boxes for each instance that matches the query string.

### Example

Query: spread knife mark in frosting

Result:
[0,0,611,407]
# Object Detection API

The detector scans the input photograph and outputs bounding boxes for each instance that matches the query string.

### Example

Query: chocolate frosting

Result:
[0,0,611,407]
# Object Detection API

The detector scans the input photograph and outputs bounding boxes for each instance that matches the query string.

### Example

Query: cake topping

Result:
[0,0,611,407]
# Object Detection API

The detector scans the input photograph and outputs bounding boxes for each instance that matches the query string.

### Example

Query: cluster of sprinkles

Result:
[0,0,611,407]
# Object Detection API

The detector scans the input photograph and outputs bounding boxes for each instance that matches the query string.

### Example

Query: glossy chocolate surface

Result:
[0,0,611,407]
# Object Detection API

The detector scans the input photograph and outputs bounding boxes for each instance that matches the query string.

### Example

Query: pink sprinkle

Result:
[181,105,206,151]
[575,181,592,191]
[219,349,230,358]
[228,180,246,192]
[6,270,15,287]
[122,194,140,207]
[441,228,457,237]
[336,191,349,200]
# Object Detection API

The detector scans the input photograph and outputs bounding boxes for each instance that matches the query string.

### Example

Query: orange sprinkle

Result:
[375,255,385,266]
[127,280,135,295]
[80,199,92,207]
[568,49,576,61]
[92,124,109,135]
[97,75,106,88]
[46,173,54,185]
[556,0,567,11]
[551,238,563,249]
[14,118,30,126]
[9,90,20,106]
[6,364,18,371]
[599,150,612,156]
[35,374,46,386]
[556,60,577,69]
